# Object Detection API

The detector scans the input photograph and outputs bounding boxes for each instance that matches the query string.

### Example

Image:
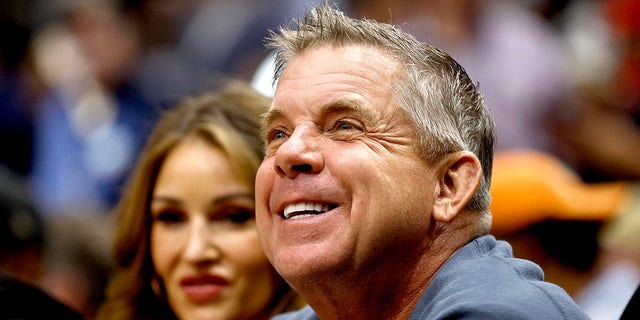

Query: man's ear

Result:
[432,151,482,223]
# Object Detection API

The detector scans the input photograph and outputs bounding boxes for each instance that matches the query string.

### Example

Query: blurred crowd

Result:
[1,0,638,319]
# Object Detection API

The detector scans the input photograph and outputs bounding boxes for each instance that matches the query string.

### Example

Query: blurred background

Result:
[1,0,638,319]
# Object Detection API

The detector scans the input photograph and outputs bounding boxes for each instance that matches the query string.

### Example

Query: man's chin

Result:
[273,248,344,283]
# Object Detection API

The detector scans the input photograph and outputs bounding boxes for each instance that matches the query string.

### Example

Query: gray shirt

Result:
[273,235,590,319]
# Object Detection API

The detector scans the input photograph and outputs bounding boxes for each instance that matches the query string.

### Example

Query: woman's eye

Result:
[213,208,254,224]
[227,209,254,223]
[155,210,185,224]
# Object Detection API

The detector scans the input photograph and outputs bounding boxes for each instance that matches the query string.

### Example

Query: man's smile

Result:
[282,202,336,220]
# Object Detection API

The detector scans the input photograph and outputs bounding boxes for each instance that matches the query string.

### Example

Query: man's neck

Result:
[293,217,478,320]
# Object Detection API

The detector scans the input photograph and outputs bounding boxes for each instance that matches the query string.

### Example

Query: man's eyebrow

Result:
[322,100,375,124]
[260,108,286,130]
[260,99,375,130]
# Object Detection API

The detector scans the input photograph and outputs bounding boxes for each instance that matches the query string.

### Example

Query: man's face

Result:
[256,45,440,283]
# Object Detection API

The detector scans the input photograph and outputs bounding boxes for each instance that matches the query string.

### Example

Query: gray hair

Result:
[267,4,495,231]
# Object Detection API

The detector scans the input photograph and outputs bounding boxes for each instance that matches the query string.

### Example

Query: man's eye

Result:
[334,119,363,131]
[265,128,288,143]
[337,121,354,130]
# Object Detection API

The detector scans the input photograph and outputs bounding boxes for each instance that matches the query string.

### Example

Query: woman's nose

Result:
[182,221,220,264]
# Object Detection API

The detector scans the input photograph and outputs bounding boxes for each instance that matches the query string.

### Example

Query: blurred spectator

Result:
[25,0,326,216]
[0,165,84,319]
[41,212,113,319]
[490,150,640,320]
[560,0,640,181]
[29,0,160,215]
[0,166,45,286]
[1,164,111,319]
[0,275,83,320]
[129,0,325,109]
[490,150,634,235]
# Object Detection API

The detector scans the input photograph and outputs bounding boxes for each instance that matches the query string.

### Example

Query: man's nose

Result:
[273,126,324,178]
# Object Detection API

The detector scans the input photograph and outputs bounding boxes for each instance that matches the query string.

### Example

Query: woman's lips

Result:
[180,274,228,303]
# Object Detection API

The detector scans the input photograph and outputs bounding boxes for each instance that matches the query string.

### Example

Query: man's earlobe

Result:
[432,152,482,223]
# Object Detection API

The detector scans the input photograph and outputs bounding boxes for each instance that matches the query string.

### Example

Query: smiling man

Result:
[255,4,590,320]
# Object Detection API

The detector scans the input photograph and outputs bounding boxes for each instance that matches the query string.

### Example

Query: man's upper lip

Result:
[180,274,228,286]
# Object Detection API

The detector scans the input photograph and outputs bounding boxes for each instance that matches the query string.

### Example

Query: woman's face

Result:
[150,137,282,320]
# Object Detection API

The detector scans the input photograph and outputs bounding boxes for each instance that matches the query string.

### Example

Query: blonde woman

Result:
[97,82,304,320]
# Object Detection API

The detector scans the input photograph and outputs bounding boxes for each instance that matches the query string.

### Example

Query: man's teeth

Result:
[283,202,331,219]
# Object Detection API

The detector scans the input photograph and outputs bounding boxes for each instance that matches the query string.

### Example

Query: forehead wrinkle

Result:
[261,46,400,135]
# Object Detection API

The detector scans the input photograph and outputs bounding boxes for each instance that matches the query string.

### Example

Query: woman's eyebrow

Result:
[210,193,254,206]
[151,196,181,205]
